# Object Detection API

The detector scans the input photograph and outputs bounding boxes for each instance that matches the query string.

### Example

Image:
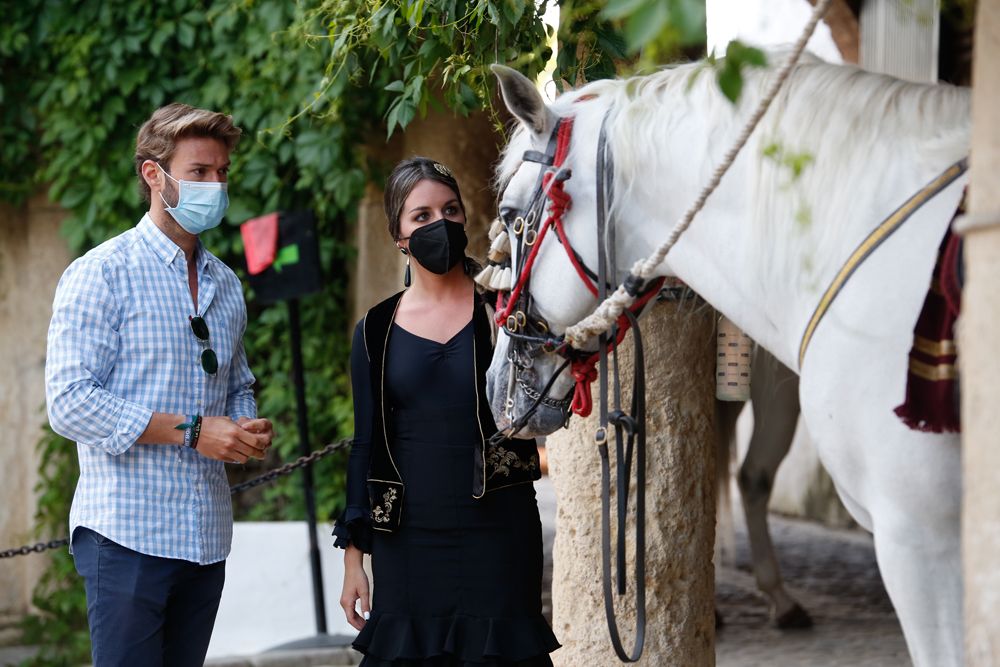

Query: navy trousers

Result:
[71,527,226,667]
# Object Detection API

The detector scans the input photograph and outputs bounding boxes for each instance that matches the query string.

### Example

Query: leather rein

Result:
[494,115,662,662]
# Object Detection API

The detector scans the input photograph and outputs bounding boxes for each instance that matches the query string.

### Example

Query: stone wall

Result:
[0,196,70,643]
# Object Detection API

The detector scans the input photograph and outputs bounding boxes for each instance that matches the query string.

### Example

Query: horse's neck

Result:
[616,134,814,369]
[662,209,803,368]
[611,63,970,370]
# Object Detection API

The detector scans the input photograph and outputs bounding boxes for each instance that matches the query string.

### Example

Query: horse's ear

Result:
[491,64,556,137]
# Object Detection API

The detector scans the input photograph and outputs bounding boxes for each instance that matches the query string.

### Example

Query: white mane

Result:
[497,52,970,315]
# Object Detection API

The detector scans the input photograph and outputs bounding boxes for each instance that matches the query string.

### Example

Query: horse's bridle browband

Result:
[495,112,657,662]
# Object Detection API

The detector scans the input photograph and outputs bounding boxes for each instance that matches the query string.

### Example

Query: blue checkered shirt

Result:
[46,215,256,564]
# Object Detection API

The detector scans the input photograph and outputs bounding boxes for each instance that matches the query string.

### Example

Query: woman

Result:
[333,157,560,666]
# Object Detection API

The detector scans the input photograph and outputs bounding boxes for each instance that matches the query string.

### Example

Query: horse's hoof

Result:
[715,609,725,629]
[775,603,813,629]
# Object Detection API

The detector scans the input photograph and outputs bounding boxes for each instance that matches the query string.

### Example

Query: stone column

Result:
[548,301,717,666]
[0,196,70,642]
[351,109,501,324]
[961,1,1000,663]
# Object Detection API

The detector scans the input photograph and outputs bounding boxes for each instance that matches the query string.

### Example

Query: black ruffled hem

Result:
[332,506,373,554]
[353,611,559,665]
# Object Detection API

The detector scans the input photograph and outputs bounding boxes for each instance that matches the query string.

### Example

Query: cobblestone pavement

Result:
[716,513,911,667]
[540,475,911,666]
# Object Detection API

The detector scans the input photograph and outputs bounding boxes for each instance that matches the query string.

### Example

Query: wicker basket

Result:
[716,316,752,401]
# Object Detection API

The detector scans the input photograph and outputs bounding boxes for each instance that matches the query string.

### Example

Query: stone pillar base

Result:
[548,302,717,666]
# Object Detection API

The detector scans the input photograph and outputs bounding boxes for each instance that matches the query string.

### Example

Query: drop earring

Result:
[400,247,411,287]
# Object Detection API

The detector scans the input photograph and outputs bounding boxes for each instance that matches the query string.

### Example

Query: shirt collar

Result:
[138,214,209,270]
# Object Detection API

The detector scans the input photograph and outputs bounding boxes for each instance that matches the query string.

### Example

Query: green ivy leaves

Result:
[600,0,706,54]
[715,40,768,103]
[306,0,550,138]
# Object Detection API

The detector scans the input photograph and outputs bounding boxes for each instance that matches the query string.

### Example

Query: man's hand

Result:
[196,416,268,463]
[237,417,274,451]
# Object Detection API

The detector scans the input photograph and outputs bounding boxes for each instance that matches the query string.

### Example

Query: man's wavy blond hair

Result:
[134,103,242,202]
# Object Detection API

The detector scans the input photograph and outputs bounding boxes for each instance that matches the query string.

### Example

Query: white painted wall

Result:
[207,522,356,659]
[707,0,843,64]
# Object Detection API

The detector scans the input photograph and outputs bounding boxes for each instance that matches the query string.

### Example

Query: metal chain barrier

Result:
[0,539,71,560]
[0,438,352,560]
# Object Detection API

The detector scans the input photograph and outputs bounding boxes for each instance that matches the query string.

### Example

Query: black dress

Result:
[347,320,559,666]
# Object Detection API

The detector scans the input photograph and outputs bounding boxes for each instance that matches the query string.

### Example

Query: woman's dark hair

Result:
[383,157,465,241]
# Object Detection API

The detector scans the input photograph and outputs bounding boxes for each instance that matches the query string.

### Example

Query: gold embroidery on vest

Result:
[487,444,538,480]
[371,487,398,524]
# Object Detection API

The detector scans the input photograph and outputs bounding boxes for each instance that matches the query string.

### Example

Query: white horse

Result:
[485,55,968,667]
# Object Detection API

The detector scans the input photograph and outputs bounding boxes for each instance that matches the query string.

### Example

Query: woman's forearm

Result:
[345,543,365,568]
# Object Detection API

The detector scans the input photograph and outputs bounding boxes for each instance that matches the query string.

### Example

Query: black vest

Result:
[362,290,541,533]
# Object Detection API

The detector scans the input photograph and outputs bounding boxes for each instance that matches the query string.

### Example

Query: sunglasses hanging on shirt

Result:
[189,315,219,375]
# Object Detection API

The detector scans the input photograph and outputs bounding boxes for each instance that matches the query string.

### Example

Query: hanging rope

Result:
[564,0,833,349]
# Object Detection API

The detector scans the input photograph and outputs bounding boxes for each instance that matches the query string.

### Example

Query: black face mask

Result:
[406,219,468,275]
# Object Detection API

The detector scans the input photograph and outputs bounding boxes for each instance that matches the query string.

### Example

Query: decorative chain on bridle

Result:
[486,117,579,444]
[0,439,352,559]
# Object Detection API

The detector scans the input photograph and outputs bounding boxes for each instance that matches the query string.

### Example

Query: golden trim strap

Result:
[912,335,957,357]
[798,158,968,369]
[908,358,958,381]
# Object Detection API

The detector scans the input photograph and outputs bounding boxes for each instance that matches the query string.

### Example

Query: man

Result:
[45,103,273,666]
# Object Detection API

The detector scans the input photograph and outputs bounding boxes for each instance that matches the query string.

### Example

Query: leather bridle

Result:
[494,113,662,662]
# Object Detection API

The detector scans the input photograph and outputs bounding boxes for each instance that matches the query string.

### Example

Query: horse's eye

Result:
[499,207,515,223]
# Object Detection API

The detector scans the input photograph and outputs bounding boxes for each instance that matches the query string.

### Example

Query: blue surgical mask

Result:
[157,163,229,235]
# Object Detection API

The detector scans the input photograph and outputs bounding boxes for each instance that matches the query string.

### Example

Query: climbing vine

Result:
[1,1,554,663]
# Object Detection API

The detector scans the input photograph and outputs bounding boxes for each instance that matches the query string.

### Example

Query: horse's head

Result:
[484,66,629,438]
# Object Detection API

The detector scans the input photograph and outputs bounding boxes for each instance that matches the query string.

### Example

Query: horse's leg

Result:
[739,346,812,629]
[878,533,962,667]
[715,398,743,568]
[869,511,962,667]
[799,334,963,666]
[857,426,963,667]
[713,397,744,629]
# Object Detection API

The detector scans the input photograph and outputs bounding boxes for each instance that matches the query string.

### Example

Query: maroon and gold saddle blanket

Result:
[894,222,964,433]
